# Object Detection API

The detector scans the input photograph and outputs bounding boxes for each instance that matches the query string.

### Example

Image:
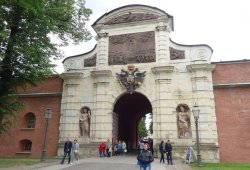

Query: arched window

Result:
[24,112,36,128]
[19,139,32,151]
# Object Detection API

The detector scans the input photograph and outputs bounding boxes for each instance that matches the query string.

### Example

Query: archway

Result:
[113,92,152,150]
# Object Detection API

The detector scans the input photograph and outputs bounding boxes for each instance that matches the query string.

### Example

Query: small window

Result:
[24,112,36,128]
[20,139,32,151]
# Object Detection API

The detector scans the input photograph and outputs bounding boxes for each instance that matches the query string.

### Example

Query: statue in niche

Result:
[176,104,191,138]
[79,107,91,137]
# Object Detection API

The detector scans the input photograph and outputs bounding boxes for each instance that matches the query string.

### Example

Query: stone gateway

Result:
[60,4,218,162]
[1,4,250,164]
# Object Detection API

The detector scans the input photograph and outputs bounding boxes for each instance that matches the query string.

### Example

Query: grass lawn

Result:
[191,162,250,170]
[0,158,57,168]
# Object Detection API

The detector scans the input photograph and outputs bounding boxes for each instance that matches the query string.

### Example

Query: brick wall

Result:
[0,76,63,158]
[213,61,250,163]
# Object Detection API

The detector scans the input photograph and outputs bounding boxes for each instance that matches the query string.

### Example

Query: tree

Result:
[0,0,92,135]
[138,117,148,138]
[149,113,153,134]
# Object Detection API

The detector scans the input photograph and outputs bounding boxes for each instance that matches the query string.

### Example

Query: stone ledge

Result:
[16,151,31,154]
[18,92,62,97]
[187,64,215,72]
[151,66,174,73]
[19,128,35,131]
[213,82,250,88]
[61,72,83,79]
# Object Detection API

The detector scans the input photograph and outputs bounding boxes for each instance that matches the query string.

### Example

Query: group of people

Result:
[159,139,173,165]
[60,138,80,164]
[60,137,173,170]
[99,139,127,157]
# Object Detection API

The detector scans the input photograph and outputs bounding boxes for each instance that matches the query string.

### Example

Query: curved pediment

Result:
[92,4,173,31]
[104,12,159,25]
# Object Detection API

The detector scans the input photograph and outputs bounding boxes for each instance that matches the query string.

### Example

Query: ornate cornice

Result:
[91,70,112,77]
[186,64,215,72]
[60,72,83,79]
[155,25,167,31]
[91,70,112,84]
[97,32,109,39]
[151,66,174,74]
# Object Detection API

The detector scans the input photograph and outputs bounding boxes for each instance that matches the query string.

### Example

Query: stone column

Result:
[152,66,175,140]
[59,72,83,141]
[155,25,171,65]
[96,33,109,66]
[91,70,112,141]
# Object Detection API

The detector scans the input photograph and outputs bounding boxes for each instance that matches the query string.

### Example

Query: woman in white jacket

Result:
[71,139,80,164]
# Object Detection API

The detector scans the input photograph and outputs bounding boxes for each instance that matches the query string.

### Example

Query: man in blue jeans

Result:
[137,143,154,170]
[165,140,173,165]
[60,138,73,164]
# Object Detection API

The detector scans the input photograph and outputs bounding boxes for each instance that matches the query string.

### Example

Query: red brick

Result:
[0,76,62,158]
[213,61,250,163]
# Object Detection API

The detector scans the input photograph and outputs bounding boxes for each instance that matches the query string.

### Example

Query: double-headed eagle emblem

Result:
[116,65,146,94]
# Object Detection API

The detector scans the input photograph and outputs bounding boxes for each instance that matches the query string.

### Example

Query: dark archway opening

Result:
[113,92,152,150]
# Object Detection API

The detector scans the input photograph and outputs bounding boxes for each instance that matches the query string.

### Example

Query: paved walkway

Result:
[1,156,193,170]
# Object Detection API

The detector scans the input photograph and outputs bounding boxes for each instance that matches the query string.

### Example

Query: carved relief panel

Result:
[104,12,159,25]
[84,54,96,67]
[170,47,185,60]
[108,31,155,65]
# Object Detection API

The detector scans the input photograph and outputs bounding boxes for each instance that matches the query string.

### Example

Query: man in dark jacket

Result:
[159,141,165,163]
[165,140,173,165]
[61,138,73,164]
[137,143,154,170]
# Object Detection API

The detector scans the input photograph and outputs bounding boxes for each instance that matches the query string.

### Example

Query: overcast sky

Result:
[55,0,250,73]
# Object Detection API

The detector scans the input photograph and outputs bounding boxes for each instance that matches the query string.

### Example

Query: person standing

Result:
[137,143,154,170]
[148,138,154,156]
[117,140,123,156]
[159,141,165,163]
[139,139,144,154]
[99,142,106,157]
[122,140,127,155]
[61,138,73,164]
[106,139,112,157]
[165,140,173,165]
[71,139,80,164]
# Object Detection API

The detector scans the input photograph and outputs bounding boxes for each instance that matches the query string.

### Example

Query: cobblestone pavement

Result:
[0,156,193,170]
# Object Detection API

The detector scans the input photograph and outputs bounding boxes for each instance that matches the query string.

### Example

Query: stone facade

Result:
[61,5,218,162]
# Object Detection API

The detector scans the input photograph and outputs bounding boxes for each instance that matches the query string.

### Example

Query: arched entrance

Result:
[113,92,152,150]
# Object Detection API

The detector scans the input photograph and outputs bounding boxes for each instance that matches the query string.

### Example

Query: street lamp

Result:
[192,105,201,166]
[41,108,53,161]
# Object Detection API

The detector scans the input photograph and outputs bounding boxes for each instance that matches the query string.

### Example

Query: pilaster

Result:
[91,70,112,141]
[186,64,218,144]
[59,72,83,141]
[96,33,109,66]
[155,25,171,64]
[152,66,176,139]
